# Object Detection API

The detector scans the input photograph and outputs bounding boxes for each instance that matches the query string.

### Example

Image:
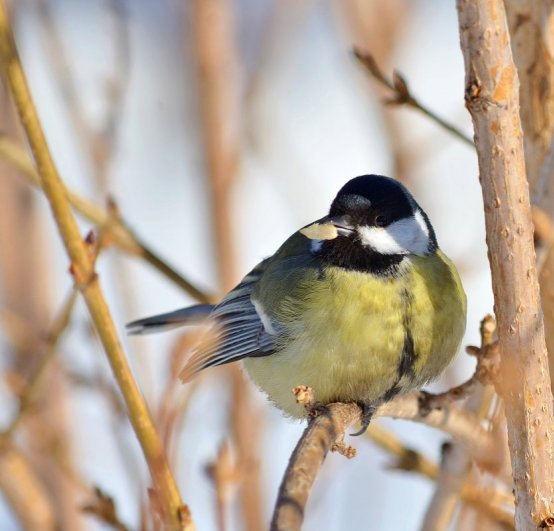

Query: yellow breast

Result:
[244,251,466,418]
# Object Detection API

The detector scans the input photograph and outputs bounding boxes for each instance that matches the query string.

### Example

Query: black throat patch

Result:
[319,237,405,276]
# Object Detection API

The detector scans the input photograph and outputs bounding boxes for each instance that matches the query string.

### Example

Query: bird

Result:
[127,175,467,435]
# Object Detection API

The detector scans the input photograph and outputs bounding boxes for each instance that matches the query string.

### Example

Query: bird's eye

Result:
[374,215,388,227]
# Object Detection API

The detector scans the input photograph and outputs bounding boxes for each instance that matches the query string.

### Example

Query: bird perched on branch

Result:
[127,175,466,435]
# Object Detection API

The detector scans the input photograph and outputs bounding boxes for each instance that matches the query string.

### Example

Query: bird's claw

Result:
[350,401,376,436]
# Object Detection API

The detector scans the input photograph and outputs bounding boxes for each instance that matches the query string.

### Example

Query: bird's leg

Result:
[350,401,377,436]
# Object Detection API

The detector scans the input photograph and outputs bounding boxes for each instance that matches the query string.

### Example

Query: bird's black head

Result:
[313,175,437,275]
[330,175,414,225]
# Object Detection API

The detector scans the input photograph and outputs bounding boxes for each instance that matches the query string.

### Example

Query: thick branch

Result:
[270,402,360,531]
[503,1,554,190]
[376,393,496,466]
[504,0,554,412]
[0,4,192,529]
[271,381,500,531]
[457,0,554,527]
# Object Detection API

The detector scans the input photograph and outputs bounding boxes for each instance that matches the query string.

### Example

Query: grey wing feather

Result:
[126,304,214,335]
[179,261,277,382]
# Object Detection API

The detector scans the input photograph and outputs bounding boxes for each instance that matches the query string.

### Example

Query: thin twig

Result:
[1,289,77,439]
[337,1,411,178]
[81,486,129,531]
[0,135,212,303]
[205,440,241,531]
[0,441,56,530]
[36,0,130,194]
[353,48,474,148]
[0,5,192,529]
[457,0,554,527]
[421,318,501,531]
[365,425,514,527]
[365,424,439,478]
[156,331,204,465]
[192,1,263,530]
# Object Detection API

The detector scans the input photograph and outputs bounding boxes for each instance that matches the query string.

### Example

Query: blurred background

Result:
[0,0,495,529]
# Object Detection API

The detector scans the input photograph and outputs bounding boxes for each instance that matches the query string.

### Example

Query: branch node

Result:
[540,516,554,529]
[417,391,445,417]
[475,342,501,386]
[68,263,98,291]
[330,438,357,459]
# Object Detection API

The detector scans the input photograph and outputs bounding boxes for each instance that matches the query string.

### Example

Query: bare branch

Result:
[0,5,192,529]
[422,316,502,531]
[0,136,212,303]
[0,442,56,530]
[1,290,77,438]
[205,441,241,531]
[421,442,473,531]
[36,0,131,194]
[192,1,263,529]
[503,1,554,190]
[457,0,554,527]
[365,425,514,527]
[376,391,497,467]
[272,366,501,531]
[81,486,129,531]
[353,49,474,147]
[271,402,360,531]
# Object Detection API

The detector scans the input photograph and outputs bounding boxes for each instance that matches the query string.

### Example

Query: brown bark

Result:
[504,1,554,190]
[504,0,554,400]
[271,379,502,531]
[271,403,360,531]
[457,0,554,527]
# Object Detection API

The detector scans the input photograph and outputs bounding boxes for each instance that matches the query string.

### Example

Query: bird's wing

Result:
[179,259,279,381]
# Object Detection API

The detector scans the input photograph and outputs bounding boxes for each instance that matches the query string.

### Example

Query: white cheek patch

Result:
[414,210,430,239]
[358,210,430,256]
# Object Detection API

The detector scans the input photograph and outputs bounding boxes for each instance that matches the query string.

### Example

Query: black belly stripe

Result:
[399,327,416,379]
[379,289,419,403]
[398,288,418,381]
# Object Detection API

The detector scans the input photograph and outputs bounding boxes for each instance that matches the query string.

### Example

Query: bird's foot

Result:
[350,401,377,437]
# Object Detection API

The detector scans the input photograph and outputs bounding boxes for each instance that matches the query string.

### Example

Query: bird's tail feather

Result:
[126,304,214,335]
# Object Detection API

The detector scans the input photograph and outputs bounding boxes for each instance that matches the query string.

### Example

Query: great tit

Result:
[128,175,467,434]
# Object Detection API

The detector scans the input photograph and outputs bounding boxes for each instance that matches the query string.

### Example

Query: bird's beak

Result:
[300,216,355,241]
[328,216,356,237]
